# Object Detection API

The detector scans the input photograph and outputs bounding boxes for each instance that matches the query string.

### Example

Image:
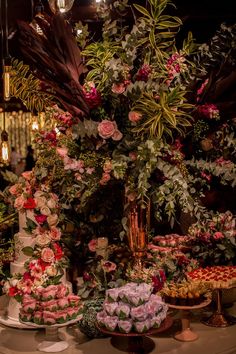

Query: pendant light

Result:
[1,0,11,101]
[48,0,74,14]
[1,111,10,164]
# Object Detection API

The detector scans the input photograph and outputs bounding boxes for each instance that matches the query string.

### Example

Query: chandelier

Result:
[48,0,74,14]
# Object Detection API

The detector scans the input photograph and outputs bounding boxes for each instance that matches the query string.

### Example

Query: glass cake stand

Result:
[97,316,173,354]
[167,299,211,342]
[20,315,82,352]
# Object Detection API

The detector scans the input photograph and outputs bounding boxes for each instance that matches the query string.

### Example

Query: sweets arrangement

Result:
[96,282,168,334]
[187,266,236,289]
[161,280,212,306]
[19,284,82,325]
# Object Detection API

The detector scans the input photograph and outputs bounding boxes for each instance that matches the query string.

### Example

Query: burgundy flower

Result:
[136,64,151,82]
[35,214,47,224]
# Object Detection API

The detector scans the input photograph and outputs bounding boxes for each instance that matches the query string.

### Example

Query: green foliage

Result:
[132,88,193,139]
[10,59,54,112]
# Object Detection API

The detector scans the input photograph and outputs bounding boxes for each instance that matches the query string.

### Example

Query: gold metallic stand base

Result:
[201,288,236,328]
[202,313,235,327]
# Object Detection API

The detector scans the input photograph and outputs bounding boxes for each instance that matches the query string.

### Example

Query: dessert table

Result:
[0,303,236,354]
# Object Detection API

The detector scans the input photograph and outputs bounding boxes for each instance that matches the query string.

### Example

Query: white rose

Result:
[35,234,51,247]
[40,206,51,216]
[46,265,58,277]
[10,278,19,287]
[35,196,47,208]
[47,214,58,227]
[34,190,45,198]
[47,199,57,209]
[33,278,44,287]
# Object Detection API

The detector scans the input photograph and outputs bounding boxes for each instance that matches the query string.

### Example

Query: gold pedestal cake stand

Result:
[202,288,236,327]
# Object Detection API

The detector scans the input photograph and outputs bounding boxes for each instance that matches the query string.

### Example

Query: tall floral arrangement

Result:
[4,0,235,280]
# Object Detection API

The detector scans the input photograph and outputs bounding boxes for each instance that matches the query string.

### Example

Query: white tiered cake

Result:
[7,211,37,322]
[3,211,72,325]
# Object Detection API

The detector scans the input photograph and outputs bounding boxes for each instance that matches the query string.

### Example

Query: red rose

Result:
[35,214,48,224]
[9,286,18,297]
[53,243,64,260]
[23,198,36,209]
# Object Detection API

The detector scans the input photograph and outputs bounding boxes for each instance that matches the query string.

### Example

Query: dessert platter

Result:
[97,316,173,354]
[187,266,236,327]
[161,280,212,341]
[96,282,173,353]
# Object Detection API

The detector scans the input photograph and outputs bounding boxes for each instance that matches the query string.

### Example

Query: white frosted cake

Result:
[8,212,36,321]
[5,210,72,323]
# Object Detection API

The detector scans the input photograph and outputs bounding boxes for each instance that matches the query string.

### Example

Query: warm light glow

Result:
[3,66,11,101]
[55,127,61,136]
[77,29,82,36]
[32,120,39,131]
[1,141,10,163]
[48,0,74,14]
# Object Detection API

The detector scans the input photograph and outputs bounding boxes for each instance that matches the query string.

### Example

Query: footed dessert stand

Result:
[20,316,82,352]
[97,316,173,354]
[168,299,211,342]
[202,288,236,327]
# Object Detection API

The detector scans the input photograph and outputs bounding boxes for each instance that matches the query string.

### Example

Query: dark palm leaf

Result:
[17,14,89,118]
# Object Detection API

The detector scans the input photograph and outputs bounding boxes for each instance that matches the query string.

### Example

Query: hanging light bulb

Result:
[1,130,10,163]
[3,64,11,101]
[48,0,74,14]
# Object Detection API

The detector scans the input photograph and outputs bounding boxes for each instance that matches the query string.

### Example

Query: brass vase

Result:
[127,198,150,268]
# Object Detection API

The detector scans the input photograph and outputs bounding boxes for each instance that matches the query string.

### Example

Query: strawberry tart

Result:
[187,266,236,289]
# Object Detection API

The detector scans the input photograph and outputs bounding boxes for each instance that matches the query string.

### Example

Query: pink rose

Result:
[112,83,125,94]
[68,294,80,307]
[9,184,20,196]
[22,171,33,180]
[112,130,123,141]
[100,172,111,185]
[88,239,97,252]
[41,247,55,263]
[67,307,78,318]
[102,261,116,273]
[22,298,37,313]
[58,298,69,309]
[56,147,68,158]
[49,227,61,241]
[42,300,58,311]
[128,111,142,123]
[129,152,137,161]
[213,232,224,240]
[98,120,117,139]
[41,285,58,300]
[33,311,43,323]
[42,311,57,325]
[14,195,26,210]
[56,284,69,299]
[55,310,68,321]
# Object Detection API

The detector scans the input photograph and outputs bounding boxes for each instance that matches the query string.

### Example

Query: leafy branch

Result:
[10,59,54,112]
